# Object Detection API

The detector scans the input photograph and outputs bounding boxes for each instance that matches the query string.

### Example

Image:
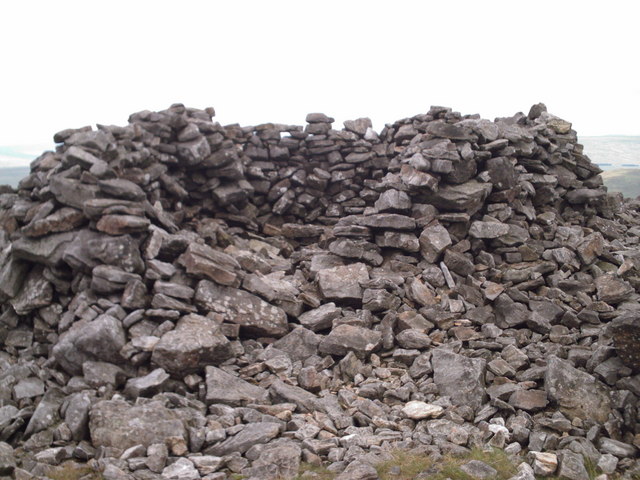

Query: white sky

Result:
[1,0,639,153]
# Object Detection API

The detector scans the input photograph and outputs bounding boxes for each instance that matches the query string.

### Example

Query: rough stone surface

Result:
[0,104,638,478]
[432,348,486,411]
[545,356,612,423]
[89,400,187,450]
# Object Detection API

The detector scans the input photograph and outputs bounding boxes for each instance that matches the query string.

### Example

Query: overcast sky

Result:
[1,0,639,153]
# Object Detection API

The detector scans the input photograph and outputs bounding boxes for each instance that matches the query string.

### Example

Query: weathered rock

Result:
[598,438,637,458]
[469,221,510,239]
[161,457,199,480]
[179,242,241,287]
[194,280,288,337]
[52,315,126,376]
[557,450,589,480]
[419,223,452,263]
[608,314,640,372]
[205,422,280,456]
[318,324,382,358]
[424,180,492,214]
[508,390,548,411]
[530,451,558,476]
[460,460,498,479]
[595,274,634,304]
[96,214,150,235]
[335,461,379,480]
[317,263,369,302]
[123,368,170,398]
[545,355,612,423]
[247,442,301,480]
[24,387,66,437]
[432,348,486,411]
[89,399,187,450]
[205,366,269,406]
[22,207,85,237]
[402,401,444,420]
[151,314,233,375]
[0,442,15,475]
[271,327,320,363]
[297,303,342,332]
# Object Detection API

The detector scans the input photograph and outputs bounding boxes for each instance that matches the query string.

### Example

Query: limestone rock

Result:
[151,314,233,375]
[318,324,382,358]
[205,366,269,406]
[317,263,369,302]
[195,280,288,337]
[89,399,187,450]
[545,355,612,423]
[432,348,486,411]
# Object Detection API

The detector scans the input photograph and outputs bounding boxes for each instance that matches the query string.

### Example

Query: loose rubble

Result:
[0,102,639,479]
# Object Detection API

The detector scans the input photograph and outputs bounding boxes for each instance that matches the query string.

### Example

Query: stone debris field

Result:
[0,102,639,479]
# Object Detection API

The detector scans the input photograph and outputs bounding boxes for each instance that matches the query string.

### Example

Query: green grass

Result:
[46,462,103,480]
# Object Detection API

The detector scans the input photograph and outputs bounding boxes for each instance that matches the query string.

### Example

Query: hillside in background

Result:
[601,168,640,198]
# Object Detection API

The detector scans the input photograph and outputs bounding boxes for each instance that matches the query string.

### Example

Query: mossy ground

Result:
[45,461,103,480]
[292,447,635,480]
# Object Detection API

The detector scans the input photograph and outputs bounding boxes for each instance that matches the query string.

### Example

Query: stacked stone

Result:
[0,103,638,480]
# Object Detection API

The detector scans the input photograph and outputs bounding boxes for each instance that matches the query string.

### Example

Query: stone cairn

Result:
[0,103,639,480]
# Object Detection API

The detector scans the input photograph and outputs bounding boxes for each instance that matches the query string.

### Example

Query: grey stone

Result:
[52,314,126,376]
[375,189,412,212]
[375,231,420,252]
[317,263,369,301]
[595,274,633,304]
[318,324,382,358]
[124,368,170,398]
[598,437,637,458]
[24,387,66,437]
[432,348,486,411]
[419,223,452,263]
[195,280,288,338]
[557,450,589,480]
[151,314,233,375]
[609,313,640,372]
[98,178,146,201]
[424,180,492,215]
[269,379,319,413]
[329,238,383,266]
[335,461,379,480]
[396,329,432,349]
[82,361,127,388]
[179,242,241,287]
[298,303,342,332]
[96,214,150,235]
[205,422,280,456]
[545,355,612,423]
[161,458,199,480]
[507,462,535,480]
[89,399,187,450]
[205,366,269,406]
[508,390,548,411]
[271,327,320,363]
[64,392,92,441]
[460,460,498,479]
[49,176,99,210]
[248,442,301,480]
[355,213,416,230]
[469,221,510,239]
[0,442,15,475]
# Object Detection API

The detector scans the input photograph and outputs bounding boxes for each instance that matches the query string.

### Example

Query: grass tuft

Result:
[46,462,103,480]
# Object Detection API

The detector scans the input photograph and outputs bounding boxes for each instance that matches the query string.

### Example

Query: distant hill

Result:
[601,168,640,198]
[0,166,29,188]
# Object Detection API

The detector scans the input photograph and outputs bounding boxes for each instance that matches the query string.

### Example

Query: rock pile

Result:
[0,102,639,479]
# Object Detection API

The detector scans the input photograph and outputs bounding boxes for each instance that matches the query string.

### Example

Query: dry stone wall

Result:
[0,103,639,479]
